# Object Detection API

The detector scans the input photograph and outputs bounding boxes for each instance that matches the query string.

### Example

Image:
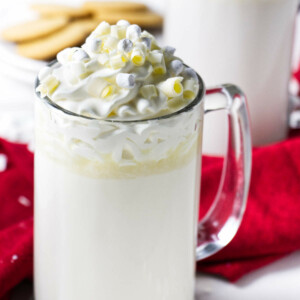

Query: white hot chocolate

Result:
[35,21,203,300]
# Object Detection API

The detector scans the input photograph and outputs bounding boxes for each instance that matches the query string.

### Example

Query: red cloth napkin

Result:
[198,138,300,280]
[1,136,300,296]
[0,140,33,298]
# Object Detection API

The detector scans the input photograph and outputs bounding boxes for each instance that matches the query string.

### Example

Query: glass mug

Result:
[34,66,251,300]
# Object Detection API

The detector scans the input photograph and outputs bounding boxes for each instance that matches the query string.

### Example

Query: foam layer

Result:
[35,99,203,178]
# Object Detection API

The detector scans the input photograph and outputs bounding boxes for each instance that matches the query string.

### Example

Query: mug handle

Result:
[196,84,252,261]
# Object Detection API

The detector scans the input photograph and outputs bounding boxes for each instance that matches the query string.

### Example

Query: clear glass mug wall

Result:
[34,71,251,300]
[165,0,299,154]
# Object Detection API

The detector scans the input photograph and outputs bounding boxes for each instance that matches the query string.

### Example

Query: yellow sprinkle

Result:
[36,75,60,97]
[131,47,145,66]
[183,90,195,100]
[153,65,166,75]
[119,28,126,39]
[132,55,144,66]
[44,75,60,95]
[107,111,116,117]
[168,96,189,110]
[103,36,118,52]
[111,25,126,39]
[182,78,198,100]
[79,71,92,80]
[140,85,158,99]
[110,54,126,69]
[101,85,114,98]
[157,77,183,98]
[174,82,182,94]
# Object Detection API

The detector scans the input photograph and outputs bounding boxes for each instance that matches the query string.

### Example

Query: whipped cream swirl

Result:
[36,20,200,120]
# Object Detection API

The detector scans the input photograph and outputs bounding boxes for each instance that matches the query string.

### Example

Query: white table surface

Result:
[1,0,300,299]
[196,251,300,299]
[10,251,300,299]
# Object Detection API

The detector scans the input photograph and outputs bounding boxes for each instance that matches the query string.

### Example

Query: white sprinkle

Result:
[103,36,118,51]
[87,38,102,53]
[95,21,110,35]
[126,24,141,42]
[140,85,157,99]
[110,25,122,38]
[169,60,183,75]
[141,37,151,50]
[117,20,130,27]
[57,48,74,64]
[0,154,7,172]
[118,38,133,53]
[163,46,176,56]
[18,196,31,207]
[116,73,135,89]
[73,49,90,62]
[148,50,163,64]
[181,67,198,80]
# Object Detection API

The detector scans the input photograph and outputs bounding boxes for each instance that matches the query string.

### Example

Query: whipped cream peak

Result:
[36,21,200,120]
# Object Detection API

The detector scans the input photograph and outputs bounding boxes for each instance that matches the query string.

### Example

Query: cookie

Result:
[17,20,98,60]
[96,11,163,28]
[31,3,90,18]
[83,1,148,13]
[1,17,68,43]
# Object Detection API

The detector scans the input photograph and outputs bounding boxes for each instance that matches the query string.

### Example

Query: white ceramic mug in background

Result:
[165,0,299,154]
[34,66,251,300]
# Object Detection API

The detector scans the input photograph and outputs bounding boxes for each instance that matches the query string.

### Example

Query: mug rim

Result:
[34,60,206,124]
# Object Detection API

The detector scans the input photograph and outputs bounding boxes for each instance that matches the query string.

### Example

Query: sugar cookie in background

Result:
[31,3,91,18]
[1,1,163,61]
[1,17,68,43]
[17,20,98,60]
[83,1,148,13]
[96,11,163,28]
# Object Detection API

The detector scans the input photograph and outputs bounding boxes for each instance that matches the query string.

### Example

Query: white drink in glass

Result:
[34,20,252,300]
[34,96,203,300]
